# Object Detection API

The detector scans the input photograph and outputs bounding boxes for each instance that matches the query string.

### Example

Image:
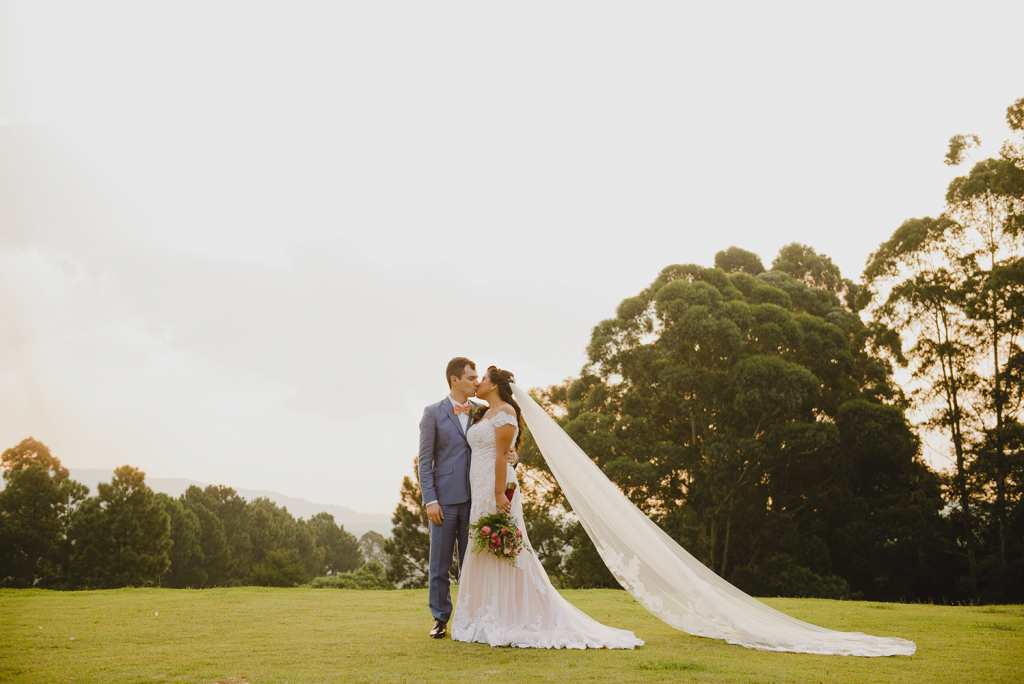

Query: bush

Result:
[308,560,395,590]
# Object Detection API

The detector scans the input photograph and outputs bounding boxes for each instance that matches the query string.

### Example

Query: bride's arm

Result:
[493,419,516,514]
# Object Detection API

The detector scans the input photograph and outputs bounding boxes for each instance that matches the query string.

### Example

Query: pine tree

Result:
[186,485,253,585]
[156,493,203,588]
[68,466,171,588]
[246,497,325,583]
[306,512,362,574]
[383,473,430,588]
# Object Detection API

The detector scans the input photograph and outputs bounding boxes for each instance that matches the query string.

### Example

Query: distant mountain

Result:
[66,469,392,538]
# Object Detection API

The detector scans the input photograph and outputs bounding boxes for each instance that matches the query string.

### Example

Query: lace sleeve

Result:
[490,410,518,429]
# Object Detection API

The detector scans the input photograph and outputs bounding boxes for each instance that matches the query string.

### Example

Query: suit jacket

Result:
[418,396,480,506]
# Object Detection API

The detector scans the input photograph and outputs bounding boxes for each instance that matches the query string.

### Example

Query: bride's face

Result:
[477,374,497,402]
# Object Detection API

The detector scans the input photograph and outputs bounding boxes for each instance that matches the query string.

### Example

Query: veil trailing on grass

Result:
[509,383,916,657]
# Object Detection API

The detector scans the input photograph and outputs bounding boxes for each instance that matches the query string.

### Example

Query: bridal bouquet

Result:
[469,512,527,566]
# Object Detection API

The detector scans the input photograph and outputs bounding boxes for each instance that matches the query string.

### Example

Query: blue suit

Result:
[419,396,476,624]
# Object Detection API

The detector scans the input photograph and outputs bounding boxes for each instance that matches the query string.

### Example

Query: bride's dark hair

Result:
[488,366,523,450]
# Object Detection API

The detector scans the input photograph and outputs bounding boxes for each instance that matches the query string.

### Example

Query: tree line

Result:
[384,97,1024,604]
[0,438,388,589]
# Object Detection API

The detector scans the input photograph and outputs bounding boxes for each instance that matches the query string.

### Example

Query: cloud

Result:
[0,122,607,513]
[4,3,1022,514]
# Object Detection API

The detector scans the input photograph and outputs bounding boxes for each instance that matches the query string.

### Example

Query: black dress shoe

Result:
[429,619,447,639]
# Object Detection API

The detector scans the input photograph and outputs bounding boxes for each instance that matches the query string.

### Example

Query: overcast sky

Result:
[1,2,1022,514]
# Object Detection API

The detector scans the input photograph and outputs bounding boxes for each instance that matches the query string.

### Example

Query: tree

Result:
[943,107,1024,569]
[247,548,307,587]
[67,466,171,589]
[772,242,861,310]
[0,438,88,588]
[969,420,1024,601]
[772,243,843,292]
[518,247,943,598]
[307,512,362,575]
[180,485,253,586]
[196,485,254,585]
[175,489,230,587]
[359,530,388,567]
[864,215,983,592]
[246,498,324,583]
[824,400,949,601]
[863,96,1024,595]
[714,246,765,275]
[383,474,430,588]
[156,493,203,588]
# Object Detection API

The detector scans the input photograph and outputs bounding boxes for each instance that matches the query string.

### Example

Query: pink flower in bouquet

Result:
[491,533,498,542]
[515,529,522,538]
[481,526,491,536]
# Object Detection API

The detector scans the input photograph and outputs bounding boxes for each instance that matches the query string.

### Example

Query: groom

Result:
[418,356,516,639]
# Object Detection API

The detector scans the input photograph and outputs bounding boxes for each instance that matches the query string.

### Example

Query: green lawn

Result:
[0,588,1020,683]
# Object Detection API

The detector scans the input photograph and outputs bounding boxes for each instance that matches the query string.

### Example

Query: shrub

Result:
[308,560,395,590]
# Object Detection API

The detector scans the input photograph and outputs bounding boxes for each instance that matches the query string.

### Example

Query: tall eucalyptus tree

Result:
[864,216,982,589]
[519,246,943,599]
[944,101,1024,566]
[864,96,1024,591]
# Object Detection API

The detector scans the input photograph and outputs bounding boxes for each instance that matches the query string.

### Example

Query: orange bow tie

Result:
[453,403,471,415]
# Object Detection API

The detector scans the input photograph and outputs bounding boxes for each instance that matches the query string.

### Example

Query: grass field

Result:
[1,588,1021,684]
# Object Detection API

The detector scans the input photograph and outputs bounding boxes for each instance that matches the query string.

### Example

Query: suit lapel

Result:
[442,397,469,442]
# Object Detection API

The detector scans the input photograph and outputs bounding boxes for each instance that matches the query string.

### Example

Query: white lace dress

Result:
[450,411,644,649]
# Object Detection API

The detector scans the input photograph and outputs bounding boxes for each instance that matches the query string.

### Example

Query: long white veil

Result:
[510,382,916,657]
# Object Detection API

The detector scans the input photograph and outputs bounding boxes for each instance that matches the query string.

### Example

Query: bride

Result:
[450,366,644,649]
[453,366,916,657]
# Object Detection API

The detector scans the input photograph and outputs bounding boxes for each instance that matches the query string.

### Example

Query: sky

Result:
[1,2,1022,515]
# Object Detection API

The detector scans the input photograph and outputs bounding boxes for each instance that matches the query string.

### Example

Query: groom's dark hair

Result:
[446,357,476,388]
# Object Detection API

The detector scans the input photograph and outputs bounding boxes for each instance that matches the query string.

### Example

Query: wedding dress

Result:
[450,410,644,649]
[506,383,916,657]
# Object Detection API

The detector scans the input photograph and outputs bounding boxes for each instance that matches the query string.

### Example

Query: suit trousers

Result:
[428,500,471,624]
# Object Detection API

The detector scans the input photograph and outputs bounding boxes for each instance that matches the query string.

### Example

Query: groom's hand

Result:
[506,449,518,467]
[426,502,444,526]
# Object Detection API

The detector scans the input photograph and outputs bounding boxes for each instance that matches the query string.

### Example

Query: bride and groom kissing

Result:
[418,356,916,655]
[417,357,643,648]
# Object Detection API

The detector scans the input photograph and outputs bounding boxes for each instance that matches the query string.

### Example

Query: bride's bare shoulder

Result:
[489,403,515,418]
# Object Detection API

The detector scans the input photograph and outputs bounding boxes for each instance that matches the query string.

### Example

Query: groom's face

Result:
[451,365,479,397]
